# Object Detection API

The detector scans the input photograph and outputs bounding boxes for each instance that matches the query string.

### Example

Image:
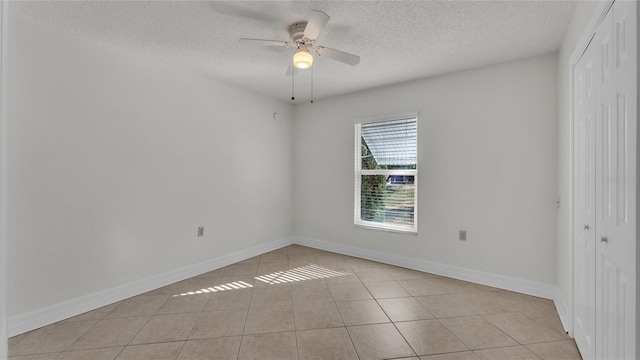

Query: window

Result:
[355,113,417,233]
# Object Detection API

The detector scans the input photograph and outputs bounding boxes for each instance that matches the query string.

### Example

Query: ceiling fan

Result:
[239,10,360,71]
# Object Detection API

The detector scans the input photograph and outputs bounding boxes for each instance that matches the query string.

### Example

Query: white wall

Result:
[555,0,601,321]
[293,54,559,285]
[7,15,293,317]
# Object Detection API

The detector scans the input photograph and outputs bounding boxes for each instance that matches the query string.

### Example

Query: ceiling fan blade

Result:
[303,10,330,40]
[239,38,291,47]
[285,65,299,77]
[315,47,360,66]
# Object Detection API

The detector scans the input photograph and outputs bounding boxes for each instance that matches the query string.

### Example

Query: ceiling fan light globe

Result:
[293,50,313,69]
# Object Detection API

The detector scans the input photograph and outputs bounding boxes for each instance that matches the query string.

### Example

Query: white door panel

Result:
[594,2,636,359]
[574,1,636,359]
[573,36,597,360]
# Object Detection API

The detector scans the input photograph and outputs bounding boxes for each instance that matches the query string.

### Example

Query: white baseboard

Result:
[295,236,558,300]
[9,235,574,337]
[8,237,294,337]
[296,236,574,334]
[553,287,573,336]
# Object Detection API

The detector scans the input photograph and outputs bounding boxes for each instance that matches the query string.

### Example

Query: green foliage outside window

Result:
[361,138,387,220]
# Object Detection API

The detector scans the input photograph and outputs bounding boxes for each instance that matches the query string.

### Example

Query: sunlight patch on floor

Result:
[255,264,349,284]
[174,264,349,297]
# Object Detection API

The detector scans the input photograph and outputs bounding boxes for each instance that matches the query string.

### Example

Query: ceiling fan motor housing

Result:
[290,23,309,45]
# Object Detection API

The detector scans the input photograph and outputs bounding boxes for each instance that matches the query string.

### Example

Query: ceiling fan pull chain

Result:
[291,67,295,101]
[310,66,314,104]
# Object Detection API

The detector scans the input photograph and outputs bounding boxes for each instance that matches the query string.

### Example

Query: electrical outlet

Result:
[197,227,204,237]
[459,230,467,241]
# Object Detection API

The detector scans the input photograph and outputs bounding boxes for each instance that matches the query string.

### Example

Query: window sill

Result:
[354,222,417,235]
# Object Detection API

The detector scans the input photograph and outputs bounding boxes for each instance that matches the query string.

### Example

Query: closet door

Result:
[573,33,597,360]
[594,1,636,359]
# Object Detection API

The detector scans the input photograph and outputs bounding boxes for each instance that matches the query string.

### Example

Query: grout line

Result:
[324,260,361,360]
[10,245,573,359]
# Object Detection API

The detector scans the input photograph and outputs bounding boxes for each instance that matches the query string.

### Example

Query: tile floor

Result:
[8,245,583,360]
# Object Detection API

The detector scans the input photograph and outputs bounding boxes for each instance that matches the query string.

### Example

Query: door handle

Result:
[600,236,608,243]
[584,224,590,230]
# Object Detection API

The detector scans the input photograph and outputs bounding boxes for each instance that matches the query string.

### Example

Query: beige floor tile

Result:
[156,293,210,314]
[177,337,241,360]
[296,328,358,360]
[329,282,373,301]
[473,345,540,360]
[259,252,289,263]
[347,323,416,360]
[345,258,383,270]
[10,320,98,356]
[215,275,257,288]
[288,277,329,289]
[377,297,434,322]
[141,283,181,296]
[256,262,290,275]
[293,302,344,330]
[395,319,469,356]
[323,272,362,284]
[507,292,556,311]
[353,267,394,282]
[175,277,220,294]
[224,263,259,276]
[130,313,200,344]
[250,286,292,308]
[189,309,247,339]
[398,279,448,296]
[420,351,480,360]
[238,332,298,360]
[316,256,352,270]
[115,342,183,360]
[287,247,318,256]
[452,291,509,314]
[244,305,295,334]
[204,288,252,311]
[63,302,121,322]
[236,256,260,264]
[292,282,334,304]
[483,310,570,344]
[8,246,579,360]
[415,295,476,318]
[286,254,319,264]
[287,257,318,268]
[68,317,149,350]
[105,295,168,318]
[194,268,226,278]
[364,280,411,299]
[276,263,343,284]
[307,263,349,279]
[8,332,29,349]
[336,300,390,326]
[440,316,518,350]
[253,276,297,288]
[9,354,59,360]
[385,266,433,280]
[54,347,123,360]
[525,340,582,360]
[432,278,489,293]
[455,290,554,315]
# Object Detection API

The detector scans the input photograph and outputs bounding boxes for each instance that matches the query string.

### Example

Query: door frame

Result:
[0,0,8,357]
[569,0,614,339]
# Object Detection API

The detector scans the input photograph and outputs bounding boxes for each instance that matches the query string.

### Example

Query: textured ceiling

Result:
[11,1,577,103]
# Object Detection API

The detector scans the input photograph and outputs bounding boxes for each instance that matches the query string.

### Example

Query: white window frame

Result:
[354,112,418,234]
